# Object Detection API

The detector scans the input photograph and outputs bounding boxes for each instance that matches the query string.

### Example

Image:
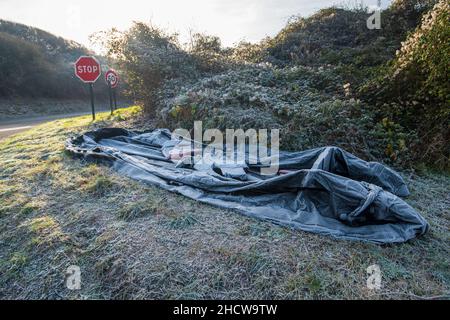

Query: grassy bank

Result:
[0,106,448,299]
[0,99,129,121]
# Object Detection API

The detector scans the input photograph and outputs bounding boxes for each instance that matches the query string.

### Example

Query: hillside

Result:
[101,0,448,169]
[0,20,109,101]
[0,19,87,60]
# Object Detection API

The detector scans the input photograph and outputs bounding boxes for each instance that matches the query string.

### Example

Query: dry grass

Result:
[0,106,449,299]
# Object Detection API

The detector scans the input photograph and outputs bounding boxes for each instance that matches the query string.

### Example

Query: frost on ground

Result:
[0,108,448,299]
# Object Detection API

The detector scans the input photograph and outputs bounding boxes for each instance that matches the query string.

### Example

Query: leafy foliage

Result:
[0,20,109,100]
[188,32,229,73]
[363,1,449,167]
[387,0,448,107]
[101,1,448,169]
[94,23,198,113]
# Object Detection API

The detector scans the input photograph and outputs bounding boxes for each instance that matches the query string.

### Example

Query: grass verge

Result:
[0,106,448,299]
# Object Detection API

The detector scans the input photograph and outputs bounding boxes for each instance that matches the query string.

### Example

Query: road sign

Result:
[105,69,119,88]
[105,69,119,114]
[74,56,101,120]
[74,56,101,83]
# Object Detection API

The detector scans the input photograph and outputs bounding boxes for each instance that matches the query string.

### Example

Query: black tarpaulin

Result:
[66,128,429,244]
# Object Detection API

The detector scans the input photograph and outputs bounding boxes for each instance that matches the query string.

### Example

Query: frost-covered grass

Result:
[0,106,448,299]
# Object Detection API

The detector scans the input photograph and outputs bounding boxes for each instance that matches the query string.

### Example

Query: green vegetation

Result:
[0,107,448,299]
[0,0,448,300]
[101,0,448,169]
[0,19,109,99]
[363,1,449,167]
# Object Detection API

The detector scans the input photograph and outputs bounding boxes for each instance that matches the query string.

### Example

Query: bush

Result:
[99,3,448,169]
[98,23,200,114]
[187,32,230,73]
[392,0,449,109]
[157,64,383,161]
[363,0,449,168]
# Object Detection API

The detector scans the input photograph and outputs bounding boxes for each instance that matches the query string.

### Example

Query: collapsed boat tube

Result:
[66,128,428,244]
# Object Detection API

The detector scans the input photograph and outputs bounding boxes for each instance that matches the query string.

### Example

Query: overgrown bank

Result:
[100,0,449,169]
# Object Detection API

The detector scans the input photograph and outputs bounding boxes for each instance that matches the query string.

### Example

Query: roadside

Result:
[0,107,448,299]
[0,110,109,140]
[0,97,134,140]
[0,98,131,121]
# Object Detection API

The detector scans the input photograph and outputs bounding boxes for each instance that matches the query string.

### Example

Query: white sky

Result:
[0,0,391,49]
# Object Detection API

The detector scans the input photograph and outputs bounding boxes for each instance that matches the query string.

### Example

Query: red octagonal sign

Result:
[74,56,101,83]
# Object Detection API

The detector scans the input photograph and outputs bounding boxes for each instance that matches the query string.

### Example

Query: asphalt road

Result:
[0,110,107,141]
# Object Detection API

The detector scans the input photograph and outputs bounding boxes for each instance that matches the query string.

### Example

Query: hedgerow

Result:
[102,0,448,169]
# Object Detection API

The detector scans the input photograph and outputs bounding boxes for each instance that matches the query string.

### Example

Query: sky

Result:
[0,0,392,49]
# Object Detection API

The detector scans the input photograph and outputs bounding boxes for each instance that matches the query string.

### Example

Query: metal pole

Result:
[89,83,95,121]
[108,81,113,115]
[113,88,117,110]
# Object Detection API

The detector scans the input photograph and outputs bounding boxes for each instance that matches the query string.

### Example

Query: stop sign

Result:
[74,56,101,83]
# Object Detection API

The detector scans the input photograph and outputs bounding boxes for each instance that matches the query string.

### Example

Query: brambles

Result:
[101,1,448,169]
[95,23,199,114]
[364,0,449,168]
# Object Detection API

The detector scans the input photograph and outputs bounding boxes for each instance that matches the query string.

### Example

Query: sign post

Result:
[89,83,95,120]
[105,69,119,112]
[75,56,101,120]
[108,81,113,115]
[113,89,117,110]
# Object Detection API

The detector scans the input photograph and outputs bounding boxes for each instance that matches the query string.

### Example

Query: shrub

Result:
[98,3,448,169]
[188,32,230,73]
[98,23,199,114]
[363,1,449,168]
[392,0,449,109]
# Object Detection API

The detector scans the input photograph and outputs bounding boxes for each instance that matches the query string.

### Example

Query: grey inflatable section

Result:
[66,128,429,244]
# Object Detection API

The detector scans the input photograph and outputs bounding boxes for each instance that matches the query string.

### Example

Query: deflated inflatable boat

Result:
[66,128,429,244]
